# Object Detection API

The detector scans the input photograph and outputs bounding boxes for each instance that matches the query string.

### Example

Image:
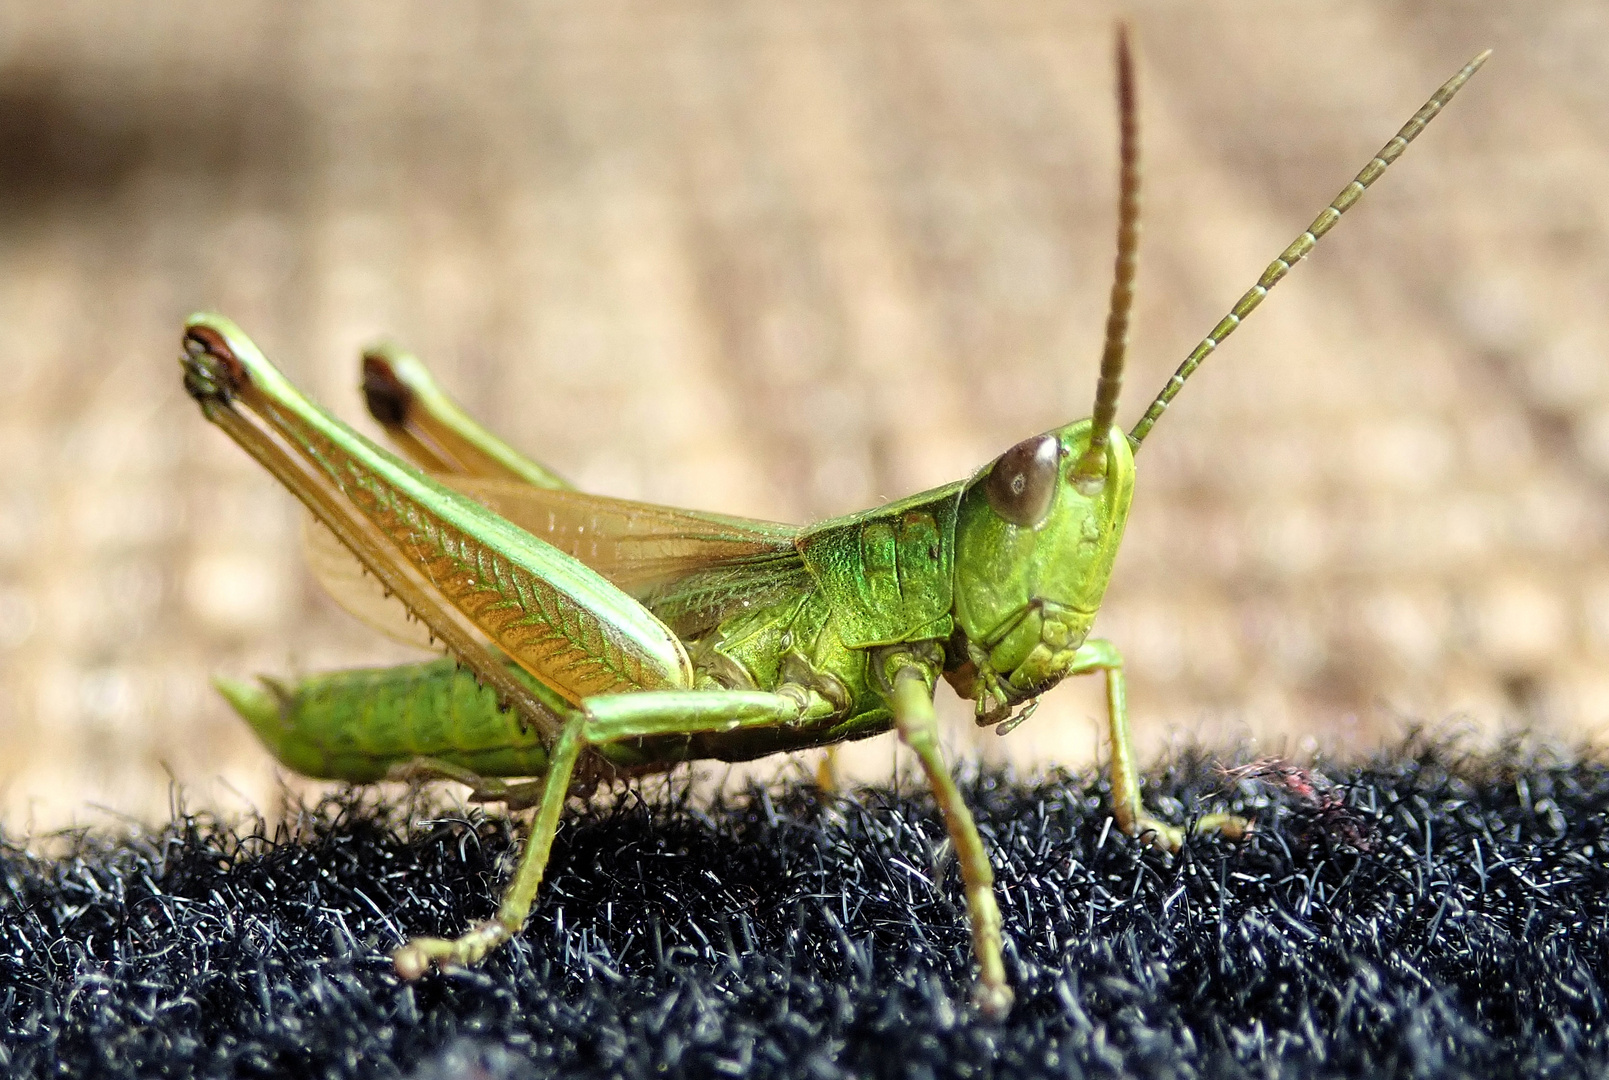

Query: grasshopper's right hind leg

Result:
[386,757,549,812]
[360,343,573,490]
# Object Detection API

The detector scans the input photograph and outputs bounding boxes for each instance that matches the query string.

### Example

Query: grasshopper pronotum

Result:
[180,33,1487,1017]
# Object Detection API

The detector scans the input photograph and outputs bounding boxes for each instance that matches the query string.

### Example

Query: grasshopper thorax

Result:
[946,419,1134,724]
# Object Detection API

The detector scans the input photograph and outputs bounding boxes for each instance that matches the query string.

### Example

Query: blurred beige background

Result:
[2,1,1606,831]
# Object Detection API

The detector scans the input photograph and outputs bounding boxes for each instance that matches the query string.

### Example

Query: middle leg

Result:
[386,757,549,811]
[1070,639,1250,849]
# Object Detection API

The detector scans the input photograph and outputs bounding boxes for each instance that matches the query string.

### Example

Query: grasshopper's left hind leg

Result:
[888,663,1012,1019]
[394,688,822,979]
[394,714,589,979]
[1072,640,1250,848]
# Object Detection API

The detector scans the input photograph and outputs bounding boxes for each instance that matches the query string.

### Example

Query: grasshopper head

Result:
[942,35,1491,727]
[944,29,1142,726]
[939,35,1493,727]
[947,421,1134,723]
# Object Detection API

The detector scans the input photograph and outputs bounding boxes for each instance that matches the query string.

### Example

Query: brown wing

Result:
[446,480,813,638]
[443,479,799,587]
[304,479,808,645]
[302,512,439,652]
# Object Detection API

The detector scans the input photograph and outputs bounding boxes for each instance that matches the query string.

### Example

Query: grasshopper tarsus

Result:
[191,36,1487,1017]
[393,920,511,982]
[972,980,1016,1022]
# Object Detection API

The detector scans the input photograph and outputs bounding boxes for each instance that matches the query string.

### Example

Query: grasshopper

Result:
[179,35,1487,1017]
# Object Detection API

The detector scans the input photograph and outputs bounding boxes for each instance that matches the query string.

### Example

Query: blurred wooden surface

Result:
[3,2,1607,829]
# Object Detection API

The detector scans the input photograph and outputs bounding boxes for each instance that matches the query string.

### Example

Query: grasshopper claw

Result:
[1132,818,1186,851]
[971,979,1016,1022]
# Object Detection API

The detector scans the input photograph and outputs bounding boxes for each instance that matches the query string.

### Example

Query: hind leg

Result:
[386,757,549,811]
[393,688,817,979]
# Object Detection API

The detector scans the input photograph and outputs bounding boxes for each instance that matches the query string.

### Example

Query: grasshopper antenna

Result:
[1074,24,1140,487]
[1126,48,1491,450]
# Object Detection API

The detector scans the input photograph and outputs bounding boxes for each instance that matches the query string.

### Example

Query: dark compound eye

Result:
[985,434,1061,527]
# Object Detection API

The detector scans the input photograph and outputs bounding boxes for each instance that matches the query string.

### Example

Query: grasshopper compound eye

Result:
[986,434,1061,527]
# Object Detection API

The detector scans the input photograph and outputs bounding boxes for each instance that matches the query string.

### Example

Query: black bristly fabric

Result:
[4,738,1609,1079]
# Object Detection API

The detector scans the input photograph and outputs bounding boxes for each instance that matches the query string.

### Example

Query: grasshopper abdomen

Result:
[215,661,552,783]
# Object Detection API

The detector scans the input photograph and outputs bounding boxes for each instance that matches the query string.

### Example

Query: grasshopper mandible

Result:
[179,34,1487,1017]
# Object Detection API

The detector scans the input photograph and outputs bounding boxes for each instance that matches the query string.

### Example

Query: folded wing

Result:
[307,480,809,647]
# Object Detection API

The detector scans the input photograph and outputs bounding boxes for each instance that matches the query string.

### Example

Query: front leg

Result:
[886,661,1012,1019]
[1069,639,1250,849]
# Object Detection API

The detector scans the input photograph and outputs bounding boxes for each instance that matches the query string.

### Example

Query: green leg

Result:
[890,666,1012,1019]
[386,757,549,812]
[393,714,588,979]
[1071,639,1250,849]
[361,342,574,489]
[393,688,814,980]
[815,746,842,792]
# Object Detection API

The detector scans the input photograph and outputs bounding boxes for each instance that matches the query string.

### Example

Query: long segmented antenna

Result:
[1074,24,1140,485]
[1126,48,1490,449]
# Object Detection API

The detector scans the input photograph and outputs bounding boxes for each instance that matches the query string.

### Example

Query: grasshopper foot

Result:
[1126,812,1251,853]
[1196,811,1253,841]
[393,919,512,980]
[971,978,1015,1021]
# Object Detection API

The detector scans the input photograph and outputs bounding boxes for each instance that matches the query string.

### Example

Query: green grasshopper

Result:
[179,35,1487,1017]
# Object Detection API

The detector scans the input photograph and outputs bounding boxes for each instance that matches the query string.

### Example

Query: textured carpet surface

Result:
[4,742,1609,1079]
